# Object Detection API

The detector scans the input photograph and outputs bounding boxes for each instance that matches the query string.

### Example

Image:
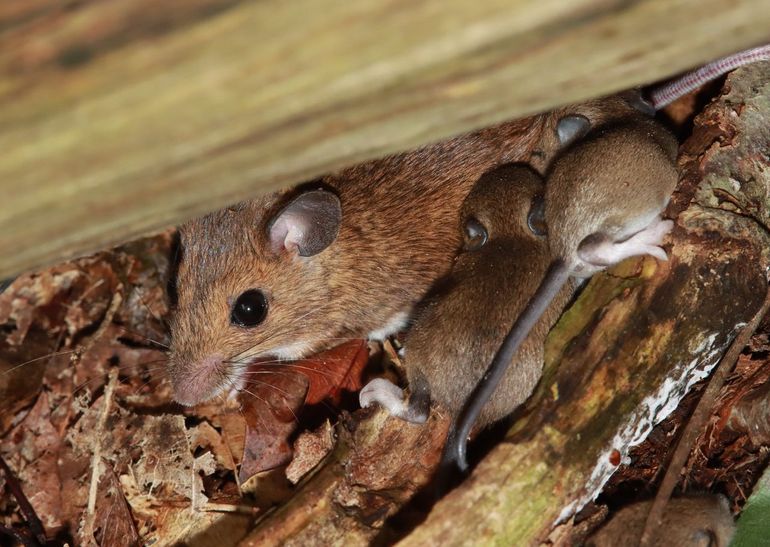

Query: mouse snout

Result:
[169,353,226,406]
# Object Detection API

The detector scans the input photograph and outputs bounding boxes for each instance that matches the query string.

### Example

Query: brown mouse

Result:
[167,118,547,406]
[359,164,573,426]
[448,96,679,468]
[587,495,735,547]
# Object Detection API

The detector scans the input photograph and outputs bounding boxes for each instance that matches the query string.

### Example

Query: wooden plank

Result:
[0,0,768,277]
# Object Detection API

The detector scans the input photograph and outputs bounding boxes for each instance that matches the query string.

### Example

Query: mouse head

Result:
[460,164,546,250]
[168,187,343,406]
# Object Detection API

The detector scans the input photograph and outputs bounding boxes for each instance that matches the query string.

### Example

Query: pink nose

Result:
[171,354,224,406]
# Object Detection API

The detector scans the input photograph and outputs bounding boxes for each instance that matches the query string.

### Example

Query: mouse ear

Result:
[268,189,342,257]
[556,114,591,147]
[619,88,656,116]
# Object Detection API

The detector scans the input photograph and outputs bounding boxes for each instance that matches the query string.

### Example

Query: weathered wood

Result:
[239,411,449,546]
[1,0,769,278]
[399,63,770,546]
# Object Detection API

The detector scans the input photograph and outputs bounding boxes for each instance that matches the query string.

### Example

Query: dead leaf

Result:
[2,392,64,533]
[238,340,369,481]
[286,420,335,484]
[92,463,141,547]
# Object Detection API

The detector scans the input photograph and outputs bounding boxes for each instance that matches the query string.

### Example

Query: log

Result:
[1,0,769,278]
[399,62,770,546]
[236,63,770,545]
[240,411,450,546]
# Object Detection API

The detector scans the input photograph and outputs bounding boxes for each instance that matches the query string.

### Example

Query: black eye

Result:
[231,289,269,327]
[463,217,488,251]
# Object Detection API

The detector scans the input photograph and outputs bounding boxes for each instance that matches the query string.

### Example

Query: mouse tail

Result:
[648,44,770,110]
[444,259,571,472]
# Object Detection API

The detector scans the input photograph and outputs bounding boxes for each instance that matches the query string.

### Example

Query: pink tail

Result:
[650,44,770,110]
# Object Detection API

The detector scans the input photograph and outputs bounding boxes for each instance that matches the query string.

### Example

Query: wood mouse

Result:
[167,119,546,406]
[448,96,679,468]
[587,495,735,547]
[359,164,574,426]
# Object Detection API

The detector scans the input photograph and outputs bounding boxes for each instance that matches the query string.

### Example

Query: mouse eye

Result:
[527,195,547,236]
[231,289,269,327]
[463,217,488,251]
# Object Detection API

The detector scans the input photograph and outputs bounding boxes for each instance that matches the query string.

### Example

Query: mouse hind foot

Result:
[359,378,430,424]
[578,217,674,268]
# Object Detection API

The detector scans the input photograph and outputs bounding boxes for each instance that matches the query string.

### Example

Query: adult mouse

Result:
[448,96,679,468]
[167,118,547,406]
[359,164,574,425]
[587,495,735,547]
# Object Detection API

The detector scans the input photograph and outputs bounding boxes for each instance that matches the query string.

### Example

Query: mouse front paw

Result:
[622,217,674,262]
[579,217,674,267]
[359,378,428,424]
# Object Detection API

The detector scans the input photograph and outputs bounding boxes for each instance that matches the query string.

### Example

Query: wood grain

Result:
[1,0,769,277]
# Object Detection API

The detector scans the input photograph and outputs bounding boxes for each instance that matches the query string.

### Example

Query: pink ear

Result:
[268,189,342,256]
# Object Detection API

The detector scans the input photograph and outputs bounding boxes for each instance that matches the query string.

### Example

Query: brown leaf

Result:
[2,392,64,533]
[0,329,58,435]
[238,340,369,481]
[303,339,369,405]
[238,372,308,482]
[92,463,141,547]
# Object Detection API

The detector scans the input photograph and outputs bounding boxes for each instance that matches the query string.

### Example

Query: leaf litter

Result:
[0,231,371,546]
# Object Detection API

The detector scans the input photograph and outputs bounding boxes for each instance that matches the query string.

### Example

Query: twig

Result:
[0,524,39,547]
[82,367,119,543]
[199,502,261,515]
[79,289,123,357]
[639,283,770,546]
[0,457,47,544]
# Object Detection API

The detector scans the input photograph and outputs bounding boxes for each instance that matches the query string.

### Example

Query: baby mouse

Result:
[448,97,679,468]
[587,495,735,547]
[360,164,574,426]
[167,119,544,406]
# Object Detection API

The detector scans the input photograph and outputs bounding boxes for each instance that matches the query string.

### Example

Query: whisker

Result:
[115,324,170,350]
[223,301,337,363]
[48,362,169,417]
[70,362,168,397]
[237,378,301,399]
[219,373,274,431]
[236,366,337,382]
[131,285,169,330]
[0,350,76,378]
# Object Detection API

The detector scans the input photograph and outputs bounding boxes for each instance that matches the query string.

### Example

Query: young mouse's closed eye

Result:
[527,194,547,236]
[462,217,488,251]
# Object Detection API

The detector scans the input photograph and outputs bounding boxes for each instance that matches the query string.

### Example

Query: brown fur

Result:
[403,165,573,426]
[532,95,653,173]
[587,495,735,547]
[545,99,679,272]
[168,117,547,405]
